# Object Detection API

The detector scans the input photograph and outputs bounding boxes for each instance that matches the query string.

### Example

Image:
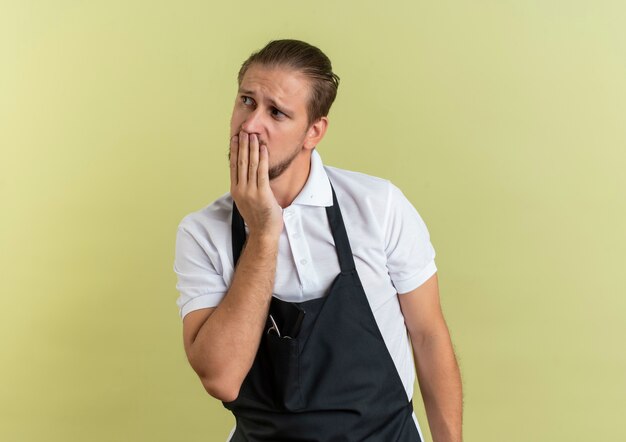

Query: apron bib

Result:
[223,183,421,442]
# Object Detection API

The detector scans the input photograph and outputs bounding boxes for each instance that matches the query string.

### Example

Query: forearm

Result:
[412,330,463,442]
[188,233,279,401]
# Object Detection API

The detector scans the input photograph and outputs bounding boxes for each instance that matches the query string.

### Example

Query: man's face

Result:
[230,64,314,180]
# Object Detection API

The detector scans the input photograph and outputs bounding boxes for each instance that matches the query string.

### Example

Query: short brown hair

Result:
[238,39,340,126]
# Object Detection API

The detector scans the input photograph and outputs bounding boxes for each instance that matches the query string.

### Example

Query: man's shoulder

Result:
[324,166,392,194]
[324,164,394,203]
[177,191,233,234]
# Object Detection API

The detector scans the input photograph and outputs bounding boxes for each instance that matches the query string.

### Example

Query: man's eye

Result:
[271,108,286,118]
[242,96,254,106]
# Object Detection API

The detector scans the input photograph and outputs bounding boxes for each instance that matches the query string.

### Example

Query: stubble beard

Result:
[267,144,302,180]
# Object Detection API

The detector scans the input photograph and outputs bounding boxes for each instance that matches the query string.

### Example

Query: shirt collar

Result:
[291,149,333,207]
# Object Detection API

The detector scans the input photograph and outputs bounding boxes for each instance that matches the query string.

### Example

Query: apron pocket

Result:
[265,333,304,411]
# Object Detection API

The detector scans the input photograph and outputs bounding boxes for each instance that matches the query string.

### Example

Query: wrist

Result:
[247,230,281,247]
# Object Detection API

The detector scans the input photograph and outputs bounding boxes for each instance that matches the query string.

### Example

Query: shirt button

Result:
[293,232,300,239]
[300,259,308,266]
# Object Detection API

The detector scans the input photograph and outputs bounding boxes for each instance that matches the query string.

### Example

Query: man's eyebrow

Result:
[268,98,293,115]
[238,88,293,115]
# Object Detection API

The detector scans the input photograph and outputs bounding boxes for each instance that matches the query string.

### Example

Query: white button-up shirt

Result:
[174,149,437,402]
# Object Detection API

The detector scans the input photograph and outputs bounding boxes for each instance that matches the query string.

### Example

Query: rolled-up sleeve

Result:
[384,183,437,294]
[173,221,228,319]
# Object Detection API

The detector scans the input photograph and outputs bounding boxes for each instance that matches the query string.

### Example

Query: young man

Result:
[174,39,462,441]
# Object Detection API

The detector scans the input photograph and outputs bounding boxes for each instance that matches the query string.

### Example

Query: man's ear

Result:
[303,117,329,150]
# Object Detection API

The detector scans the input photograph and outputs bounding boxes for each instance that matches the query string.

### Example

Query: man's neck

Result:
[270,151,312,209]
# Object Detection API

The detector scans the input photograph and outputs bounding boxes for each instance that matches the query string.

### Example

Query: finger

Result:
[248,134,260,184]
[229,135,239,186]
[237,131,249,186]
[258,144,269,188]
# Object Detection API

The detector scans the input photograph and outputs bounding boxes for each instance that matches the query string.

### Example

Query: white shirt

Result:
[173,149,437,404]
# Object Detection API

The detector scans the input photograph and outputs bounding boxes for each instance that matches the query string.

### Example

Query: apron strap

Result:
[326,184,356,273]
[231,201,246,266]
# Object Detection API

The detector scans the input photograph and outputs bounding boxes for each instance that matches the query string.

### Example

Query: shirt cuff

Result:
[178,293,224,319]
[393,260,437,295]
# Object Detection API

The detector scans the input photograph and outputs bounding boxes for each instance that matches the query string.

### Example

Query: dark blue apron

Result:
[223,183,421,441]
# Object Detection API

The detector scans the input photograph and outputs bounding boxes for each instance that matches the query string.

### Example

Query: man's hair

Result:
[238,39,340,126]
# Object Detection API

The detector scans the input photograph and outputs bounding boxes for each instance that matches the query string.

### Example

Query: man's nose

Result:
[241,109,263,134]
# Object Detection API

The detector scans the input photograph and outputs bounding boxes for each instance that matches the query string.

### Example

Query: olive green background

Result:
[2,1,625,441]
